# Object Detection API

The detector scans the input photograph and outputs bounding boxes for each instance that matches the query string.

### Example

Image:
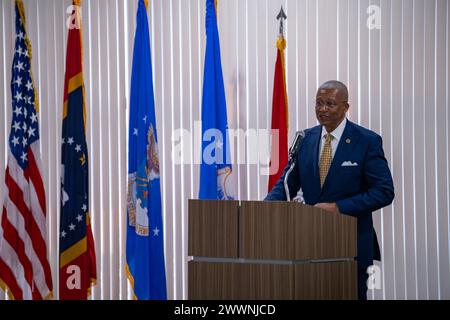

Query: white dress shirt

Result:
[318,117,347,164]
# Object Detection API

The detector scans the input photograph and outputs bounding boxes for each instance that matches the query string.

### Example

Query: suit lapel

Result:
[305,126,322,195]
[310,126,321,180]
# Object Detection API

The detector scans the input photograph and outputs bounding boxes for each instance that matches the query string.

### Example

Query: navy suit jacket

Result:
[265,120,394,267]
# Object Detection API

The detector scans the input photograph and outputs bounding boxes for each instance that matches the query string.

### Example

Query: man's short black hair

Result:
[317,80,349,101]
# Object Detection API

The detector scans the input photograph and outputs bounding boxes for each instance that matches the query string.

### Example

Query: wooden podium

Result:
[188,200,357,300]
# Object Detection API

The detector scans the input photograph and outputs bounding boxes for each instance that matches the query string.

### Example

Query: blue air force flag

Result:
[126,0,167,300]
[199,0,235,200]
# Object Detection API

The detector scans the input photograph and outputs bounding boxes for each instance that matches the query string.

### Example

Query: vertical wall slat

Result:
[401,0,417,300]
[446,0,450,301]
[435,0,448,300]
[368,0,382,301]
[378,0,393,300]
[107,0,120,300]
[413,0,429,300]
[424,0,439,300]
[179,0,191,300]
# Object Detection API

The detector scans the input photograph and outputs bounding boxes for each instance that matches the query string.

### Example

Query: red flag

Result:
[0,0,53,300]
[268,36,289,192]
[59,0,97,299]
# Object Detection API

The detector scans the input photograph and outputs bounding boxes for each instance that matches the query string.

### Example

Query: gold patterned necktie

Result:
[319,133,333,187]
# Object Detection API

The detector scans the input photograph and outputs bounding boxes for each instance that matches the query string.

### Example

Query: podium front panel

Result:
[294,260,357,299]
[294,205,357,260]
[188,260,357,300]
[239,201,295,260]
[188,261,293,300]
[188,200,239,258]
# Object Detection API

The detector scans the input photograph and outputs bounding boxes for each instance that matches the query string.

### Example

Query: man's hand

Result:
[314,202,340,214]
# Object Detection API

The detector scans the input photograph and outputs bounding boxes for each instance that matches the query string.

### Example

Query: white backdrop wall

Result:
[0,0,449,300]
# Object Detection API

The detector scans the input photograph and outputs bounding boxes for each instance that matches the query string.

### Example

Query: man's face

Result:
[315,88,349,132]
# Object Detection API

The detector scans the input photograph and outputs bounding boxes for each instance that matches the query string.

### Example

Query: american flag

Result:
[0,0,53,300]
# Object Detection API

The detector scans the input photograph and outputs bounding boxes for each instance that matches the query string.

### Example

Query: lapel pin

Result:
[346,138,351,144]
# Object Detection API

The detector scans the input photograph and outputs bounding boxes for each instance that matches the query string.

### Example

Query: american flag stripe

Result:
[0,256,23,299]
[24,146,46,214]
[5,199,52,293]
[0,227,31,299]
[6,156,46,239]
[28,181,46,236]
[0,214,36,296]
[2,204,48,298]
[0,222,45,300]
[4,167,52,291]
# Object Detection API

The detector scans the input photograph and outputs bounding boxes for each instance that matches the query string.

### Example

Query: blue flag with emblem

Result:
[126,0,167,300]
[199,0,235,200]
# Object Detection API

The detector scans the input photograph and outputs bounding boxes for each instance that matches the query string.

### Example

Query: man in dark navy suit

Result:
[265,80,394,300]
